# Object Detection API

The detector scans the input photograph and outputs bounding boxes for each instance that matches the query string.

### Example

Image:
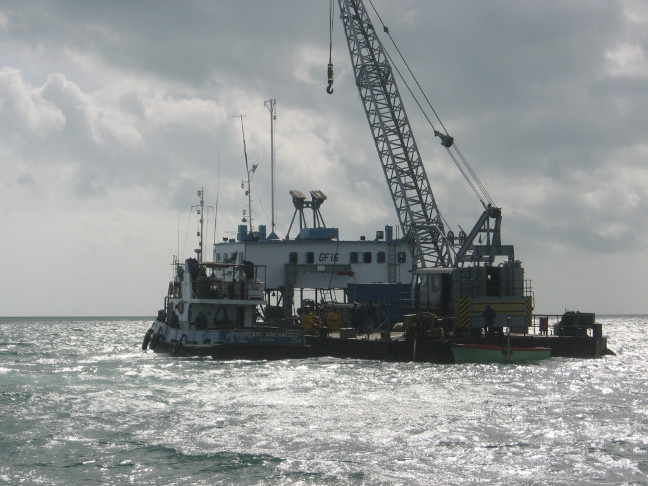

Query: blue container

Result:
[347,283,411,326]
[385,225,393,242]
[298,227,339,240]
[237,224,247,241]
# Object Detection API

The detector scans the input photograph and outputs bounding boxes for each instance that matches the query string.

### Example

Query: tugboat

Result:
[142,190,308,360]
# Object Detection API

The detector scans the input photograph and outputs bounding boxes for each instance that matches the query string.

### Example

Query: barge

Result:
[303,311,610,364]
[142,2,613,363]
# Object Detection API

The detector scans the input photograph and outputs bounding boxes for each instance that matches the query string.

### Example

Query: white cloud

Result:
[41,72,145,149]
[622,0,648,25]
[292,45,331,87]
[0,67,65,136]
[143,95,228,134]
[605,43,648,77]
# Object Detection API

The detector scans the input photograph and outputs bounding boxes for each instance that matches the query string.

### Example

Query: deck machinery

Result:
[336,0,532,332]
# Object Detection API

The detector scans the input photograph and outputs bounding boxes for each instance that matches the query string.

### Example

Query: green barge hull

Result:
[451,343,551,364]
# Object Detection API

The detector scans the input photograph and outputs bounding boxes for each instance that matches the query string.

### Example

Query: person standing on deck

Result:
[483,305,496,337]
[169,310,180,328]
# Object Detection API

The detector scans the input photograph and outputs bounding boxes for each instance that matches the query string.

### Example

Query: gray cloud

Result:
[0,1,646,315]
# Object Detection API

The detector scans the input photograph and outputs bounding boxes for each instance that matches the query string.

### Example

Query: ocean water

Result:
[0,316,646,485]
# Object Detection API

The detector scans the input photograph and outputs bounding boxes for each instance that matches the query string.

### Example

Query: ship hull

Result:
[145,323,309,360]
[451,343,551,364]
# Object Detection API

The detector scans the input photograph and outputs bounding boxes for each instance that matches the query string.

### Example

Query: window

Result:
[363,252,372,263]
[397,252,407,263]
[350,252,359,263]
[289,252,298,264]
[377,251,386,263]
[306,252,314,264]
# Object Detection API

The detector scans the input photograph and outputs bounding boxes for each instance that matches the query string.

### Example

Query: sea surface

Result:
[1,316,646,485]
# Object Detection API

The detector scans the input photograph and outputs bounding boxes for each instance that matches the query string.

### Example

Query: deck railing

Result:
[528,314,602,338]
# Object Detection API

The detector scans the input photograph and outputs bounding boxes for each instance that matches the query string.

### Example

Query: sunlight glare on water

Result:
[0,316,647,485]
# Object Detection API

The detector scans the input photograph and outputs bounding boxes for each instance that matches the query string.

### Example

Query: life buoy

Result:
[142,327,154,350]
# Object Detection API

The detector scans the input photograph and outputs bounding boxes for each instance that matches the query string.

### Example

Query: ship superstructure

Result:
[214,189,411,320]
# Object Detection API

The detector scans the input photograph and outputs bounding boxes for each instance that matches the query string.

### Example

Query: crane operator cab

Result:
[414,261,532,336]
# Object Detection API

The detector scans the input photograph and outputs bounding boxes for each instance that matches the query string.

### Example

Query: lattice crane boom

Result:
[338,0,455,268]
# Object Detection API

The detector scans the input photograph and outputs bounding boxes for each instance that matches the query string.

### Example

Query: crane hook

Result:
[326,62,334,94]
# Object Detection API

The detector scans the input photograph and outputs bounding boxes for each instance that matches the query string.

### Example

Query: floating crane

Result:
[334,0,532,331]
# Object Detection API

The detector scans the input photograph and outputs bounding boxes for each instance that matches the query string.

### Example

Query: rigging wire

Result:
[213,152,220,247]
[250,176,271,223]
[366,38,478,226]
[181,203,193,262]
[453,145,494,207]
[326,0,335,93]
[366,0,494,208]
[366,0,446,133]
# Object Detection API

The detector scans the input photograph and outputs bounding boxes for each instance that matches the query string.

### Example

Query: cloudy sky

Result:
[1,1,646,316]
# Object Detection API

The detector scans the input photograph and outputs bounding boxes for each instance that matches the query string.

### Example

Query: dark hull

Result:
[144,326,609,363]
[144,324,310,360]
[451,343,551,363]
[305,333,609,363]
[151,340,312,360]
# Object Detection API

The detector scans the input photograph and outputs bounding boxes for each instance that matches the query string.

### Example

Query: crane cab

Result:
[415,261,533,334]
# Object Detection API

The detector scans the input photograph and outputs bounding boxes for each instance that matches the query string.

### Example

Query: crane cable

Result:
[366,0,495,208]
[377,37,491,209]
[326,0,335,94]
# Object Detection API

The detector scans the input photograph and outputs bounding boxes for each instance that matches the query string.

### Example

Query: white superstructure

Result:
[213,194,412,316]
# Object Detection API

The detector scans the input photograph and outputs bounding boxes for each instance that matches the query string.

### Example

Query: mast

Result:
[264,99,278,238]
[235,115,255,234]
[194,188,205,262]
[192,188,214,263]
